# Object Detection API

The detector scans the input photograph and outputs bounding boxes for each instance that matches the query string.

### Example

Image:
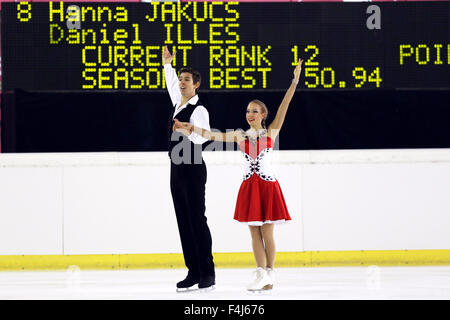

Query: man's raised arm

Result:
[163,46,181,107]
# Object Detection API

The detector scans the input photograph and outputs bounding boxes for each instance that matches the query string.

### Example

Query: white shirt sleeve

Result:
[188,105,210,145]
[164,64,181,107]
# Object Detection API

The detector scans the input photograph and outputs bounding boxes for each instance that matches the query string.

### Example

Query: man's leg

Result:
[185,161,215,279]
[170,163,200,278]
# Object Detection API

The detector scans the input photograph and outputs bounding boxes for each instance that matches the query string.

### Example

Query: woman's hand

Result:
[163,45,176,65]
[173,118,192,136]
[293,58,303,82]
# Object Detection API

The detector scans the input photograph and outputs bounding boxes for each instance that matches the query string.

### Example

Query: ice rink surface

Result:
[0,266,450,300]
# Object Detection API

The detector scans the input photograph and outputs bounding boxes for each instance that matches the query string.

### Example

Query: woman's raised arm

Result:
[267,59,303,138]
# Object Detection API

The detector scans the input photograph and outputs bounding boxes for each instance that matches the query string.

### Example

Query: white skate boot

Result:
[247,267,273,294]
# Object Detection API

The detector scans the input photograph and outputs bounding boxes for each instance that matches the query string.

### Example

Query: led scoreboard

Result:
[1,1,450,91]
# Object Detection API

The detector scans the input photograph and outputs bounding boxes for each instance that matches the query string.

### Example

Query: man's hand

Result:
[163,45,176,65]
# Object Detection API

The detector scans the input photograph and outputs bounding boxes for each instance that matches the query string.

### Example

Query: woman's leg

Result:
[249,226,266,268]
[261,224,276,269]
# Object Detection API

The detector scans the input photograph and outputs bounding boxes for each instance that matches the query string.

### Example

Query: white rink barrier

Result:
[1,149,450,256]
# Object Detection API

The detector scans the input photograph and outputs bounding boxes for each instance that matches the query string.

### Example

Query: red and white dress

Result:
[233,134,292,226]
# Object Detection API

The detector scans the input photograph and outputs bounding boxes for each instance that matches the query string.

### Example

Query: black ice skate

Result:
[176,274,200,292]
[198,275,216,292]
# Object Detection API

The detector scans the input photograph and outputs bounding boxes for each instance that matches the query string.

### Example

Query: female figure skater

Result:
[174,59,303,292]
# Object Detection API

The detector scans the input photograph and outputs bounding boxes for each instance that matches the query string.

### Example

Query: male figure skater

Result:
[163,46,215,291]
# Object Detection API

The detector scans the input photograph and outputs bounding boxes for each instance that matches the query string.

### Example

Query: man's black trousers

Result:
[170,160,215,278]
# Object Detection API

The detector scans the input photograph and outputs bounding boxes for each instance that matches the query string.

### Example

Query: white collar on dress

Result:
[245,128,267,144]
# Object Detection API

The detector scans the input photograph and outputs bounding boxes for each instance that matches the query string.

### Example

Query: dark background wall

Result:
[2,89,450,153]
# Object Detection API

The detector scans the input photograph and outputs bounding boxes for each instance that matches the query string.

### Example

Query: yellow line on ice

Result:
[0,250,449,271]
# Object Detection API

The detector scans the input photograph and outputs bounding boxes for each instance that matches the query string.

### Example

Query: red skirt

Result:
[233,174,291,226]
